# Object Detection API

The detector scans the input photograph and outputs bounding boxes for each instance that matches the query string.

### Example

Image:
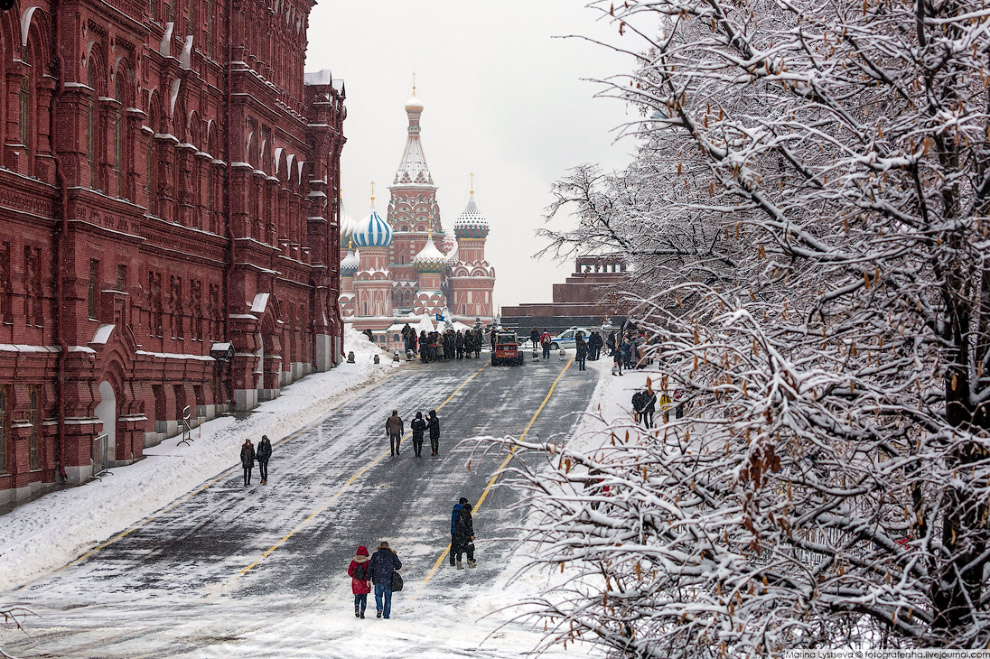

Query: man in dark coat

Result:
[428,410,441,456]
[368,541,402,619]
[643,389,658,428]
[256,435,272,485]
[385,410,404,457]
[453,502,477,569]
[455,331,464,359]
[411,412,427,457]
[576,333,588,371]
[240,439,255,486]
[449,497,467,566]
[631,390,647,427]
[530,328,540,351]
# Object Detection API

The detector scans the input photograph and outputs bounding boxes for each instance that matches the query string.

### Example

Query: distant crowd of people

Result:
[399,324,486,363]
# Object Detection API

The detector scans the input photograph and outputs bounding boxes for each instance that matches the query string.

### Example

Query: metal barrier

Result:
[92,433,112,480]
[178,406,194,446]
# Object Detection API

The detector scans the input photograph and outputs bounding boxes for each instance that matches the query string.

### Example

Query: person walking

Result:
[411,411,427,457]
[427,410,441,456]
[612,342,623,376]
[347,545,372,619]
[530,327,540,352]
[385,410,404,456]
[240,438,255,486]
[449,497,467,566]
[453,501,477,569]
[644,389,658,428]
[256,435,272,485]
[621,337,633,370]
[368,541,402,619]
[540,329,552,360]
[575,332,588,371]
[631,390,647,427]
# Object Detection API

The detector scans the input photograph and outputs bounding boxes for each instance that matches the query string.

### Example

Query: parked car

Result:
[549,327,593,351]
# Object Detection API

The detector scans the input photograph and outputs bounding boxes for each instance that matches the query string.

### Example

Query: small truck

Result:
[491,332,525,366]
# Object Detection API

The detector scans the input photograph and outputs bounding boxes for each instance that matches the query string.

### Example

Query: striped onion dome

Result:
[454,193,489,239]
[339,198,357,245]
[353,203,393,248]
[413,234,446,274]
[341,246,360,275]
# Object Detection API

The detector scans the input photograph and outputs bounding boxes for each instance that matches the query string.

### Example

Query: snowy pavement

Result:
[0,345,602,658]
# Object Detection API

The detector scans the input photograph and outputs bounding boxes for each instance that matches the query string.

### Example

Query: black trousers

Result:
[243,466,252,485]
[542,345,551,359]
[413,436,424,456]
[389,434,401,455]
[430,436,439,455]
[258,459,269,481]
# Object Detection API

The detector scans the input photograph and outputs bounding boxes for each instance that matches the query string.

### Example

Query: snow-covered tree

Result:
[509,0,990,654]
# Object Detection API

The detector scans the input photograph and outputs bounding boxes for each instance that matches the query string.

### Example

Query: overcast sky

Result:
[305,1,634,310]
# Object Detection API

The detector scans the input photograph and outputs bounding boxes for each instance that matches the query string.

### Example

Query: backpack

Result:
[352,563,366,580]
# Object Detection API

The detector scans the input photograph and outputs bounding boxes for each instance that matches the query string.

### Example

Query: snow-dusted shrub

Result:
[510,0,990,654]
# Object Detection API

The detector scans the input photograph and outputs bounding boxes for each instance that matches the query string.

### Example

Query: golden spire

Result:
[470,172,475,197]
[370,180,375,205]
[412,72,417,95]
[348,237,353,250]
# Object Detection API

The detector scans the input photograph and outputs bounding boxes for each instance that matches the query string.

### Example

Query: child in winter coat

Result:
[348,545,372,618]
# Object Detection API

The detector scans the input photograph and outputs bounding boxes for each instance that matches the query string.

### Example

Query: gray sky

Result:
[305,1,633,310]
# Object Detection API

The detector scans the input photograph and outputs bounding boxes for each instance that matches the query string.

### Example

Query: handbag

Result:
[390,570,404,592]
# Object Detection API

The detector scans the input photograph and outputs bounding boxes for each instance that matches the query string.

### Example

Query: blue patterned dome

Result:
[353,204,392,248]
[454,194,489,239]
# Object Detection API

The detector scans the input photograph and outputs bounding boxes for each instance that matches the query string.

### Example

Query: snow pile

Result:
[0,331,397,591]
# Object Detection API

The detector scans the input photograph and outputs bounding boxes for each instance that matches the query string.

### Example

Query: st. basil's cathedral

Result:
[337,90,496,349]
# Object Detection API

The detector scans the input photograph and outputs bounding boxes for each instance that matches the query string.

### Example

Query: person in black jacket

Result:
[410,412,427,457]
[453,502,476,569]
[240,439,255,486]
[256,435,272,485]
[427,410,441,456]
[576,332,588,371]
[368,541,402,619]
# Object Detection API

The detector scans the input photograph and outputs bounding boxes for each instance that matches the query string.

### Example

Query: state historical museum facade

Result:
[0,0,346,503]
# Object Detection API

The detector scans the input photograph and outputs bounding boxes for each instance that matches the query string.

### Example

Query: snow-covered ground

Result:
[0,336,625,658]
[0,326,397,592]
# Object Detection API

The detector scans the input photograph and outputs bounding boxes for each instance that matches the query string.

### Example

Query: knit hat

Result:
[356,545,369,557]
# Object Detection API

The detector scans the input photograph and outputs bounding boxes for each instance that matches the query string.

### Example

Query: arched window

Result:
[18,43,36,176]
[114,74,126,199]
[27,385,40,470]
[0,385,8,474]
[86,61,101,190]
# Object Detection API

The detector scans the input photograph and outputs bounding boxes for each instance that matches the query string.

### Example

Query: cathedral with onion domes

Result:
[338,88,496,348]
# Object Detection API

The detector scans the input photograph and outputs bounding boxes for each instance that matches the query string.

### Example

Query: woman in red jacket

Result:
[347,545,372,618]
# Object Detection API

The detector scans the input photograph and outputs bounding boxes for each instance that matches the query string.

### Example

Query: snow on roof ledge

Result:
[304,69,334,86]
[251,292,270,314]
[90,324,115,345]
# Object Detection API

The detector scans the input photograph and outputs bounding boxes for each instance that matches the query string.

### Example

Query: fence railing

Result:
[93,433,111,480]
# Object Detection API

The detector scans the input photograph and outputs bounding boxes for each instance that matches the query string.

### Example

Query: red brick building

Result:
[0,0,345,504]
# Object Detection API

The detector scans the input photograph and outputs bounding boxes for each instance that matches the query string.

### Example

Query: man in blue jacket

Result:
[449,497,467,566]
[368,541,402,619]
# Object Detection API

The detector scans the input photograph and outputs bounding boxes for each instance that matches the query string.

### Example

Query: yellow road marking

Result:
[417,358,574,592]
[214,365,488,591]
